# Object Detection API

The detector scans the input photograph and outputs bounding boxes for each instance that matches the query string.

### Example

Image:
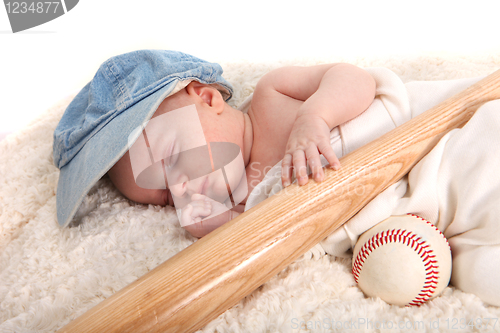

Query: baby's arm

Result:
[257,64,376,186]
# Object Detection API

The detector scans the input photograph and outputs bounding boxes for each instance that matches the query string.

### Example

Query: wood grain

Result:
[57,69,500,333]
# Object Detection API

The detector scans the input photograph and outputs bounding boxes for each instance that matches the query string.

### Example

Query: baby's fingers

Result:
[190,201,212,218]
[293,150,308,186]
[181,201,212,226]
[180,204,193,226]
[305,144,324,183]
[281,153,293,187]
[318,140,341,170]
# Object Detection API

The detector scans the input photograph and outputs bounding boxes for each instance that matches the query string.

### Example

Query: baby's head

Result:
[107,80,249,212]
[53,50,240,228]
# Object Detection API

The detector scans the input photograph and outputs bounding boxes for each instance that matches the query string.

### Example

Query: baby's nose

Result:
[169,175,189,198]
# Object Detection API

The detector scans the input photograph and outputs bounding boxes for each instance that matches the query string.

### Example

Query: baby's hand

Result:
[282,114,340,187]
[180,193,230,226]
[180,194,213,226]
[181,194,235,238]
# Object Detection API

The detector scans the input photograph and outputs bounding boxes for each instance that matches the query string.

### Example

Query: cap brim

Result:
[56,83,178,227]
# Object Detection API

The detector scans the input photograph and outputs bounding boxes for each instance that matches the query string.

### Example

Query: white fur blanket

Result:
[2,54,500,332]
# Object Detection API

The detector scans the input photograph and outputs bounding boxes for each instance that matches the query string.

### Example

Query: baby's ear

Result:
[187,81,224,110]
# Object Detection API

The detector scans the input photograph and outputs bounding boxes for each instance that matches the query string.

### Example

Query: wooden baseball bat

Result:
[57,69,500,333]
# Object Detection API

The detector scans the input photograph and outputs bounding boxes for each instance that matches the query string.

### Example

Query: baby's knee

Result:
[451,244,500,306]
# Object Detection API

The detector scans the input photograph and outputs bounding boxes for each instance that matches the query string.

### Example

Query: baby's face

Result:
[108,82,247,211]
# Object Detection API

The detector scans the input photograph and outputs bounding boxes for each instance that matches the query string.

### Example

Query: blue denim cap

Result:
[53,50,233,227]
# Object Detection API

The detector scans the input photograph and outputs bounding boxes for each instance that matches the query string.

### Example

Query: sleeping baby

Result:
[53,50,499,307]
[101,51,376,238]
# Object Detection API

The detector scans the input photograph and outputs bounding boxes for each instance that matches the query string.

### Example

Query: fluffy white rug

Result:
[1,53,500,333]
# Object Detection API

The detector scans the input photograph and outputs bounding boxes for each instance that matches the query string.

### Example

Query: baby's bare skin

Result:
[109,64,376,238]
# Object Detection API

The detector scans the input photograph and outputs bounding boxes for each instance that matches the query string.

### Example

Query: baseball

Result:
[352,214,452,306]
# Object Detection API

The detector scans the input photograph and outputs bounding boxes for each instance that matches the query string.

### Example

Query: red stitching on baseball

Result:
[352,214,448,306]
[408,213,450,248]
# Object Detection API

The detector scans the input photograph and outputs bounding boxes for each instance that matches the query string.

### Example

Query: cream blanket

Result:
[1,54,500,332]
